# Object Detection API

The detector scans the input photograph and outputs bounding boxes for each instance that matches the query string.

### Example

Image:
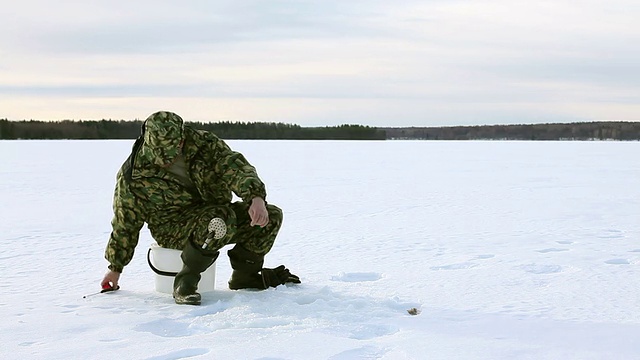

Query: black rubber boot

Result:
[173,241,219,305]
[227,245,266,290]
[227,245,301,290]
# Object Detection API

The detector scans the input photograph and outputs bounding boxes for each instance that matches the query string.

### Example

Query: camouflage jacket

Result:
[105,127,266,272]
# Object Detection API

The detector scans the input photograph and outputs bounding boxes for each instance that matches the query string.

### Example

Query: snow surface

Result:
[1,139,639,360]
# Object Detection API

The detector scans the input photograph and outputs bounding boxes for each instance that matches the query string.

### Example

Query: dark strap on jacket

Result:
[123,136,144,182]
[123,121,146,182]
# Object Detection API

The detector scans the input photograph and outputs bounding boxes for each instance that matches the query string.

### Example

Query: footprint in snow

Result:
[430,262,478,271]
[605,259,630,265]
[329,345,388,360]
[536,248,569,253]
[98,338,123,343]
[518,264,562,274]
[597,229,624,239]
[145,348,210,360]
[331,272,382,282]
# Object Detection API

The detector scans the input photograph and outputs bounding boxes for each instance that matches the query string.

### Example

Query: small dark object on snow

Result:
[407,307,420,316]
[101,285,120,293]
[83,285,120,298]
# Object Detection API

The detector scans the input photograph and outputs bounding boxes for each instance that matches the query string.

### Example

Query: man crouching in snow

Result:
[101,111,300,305]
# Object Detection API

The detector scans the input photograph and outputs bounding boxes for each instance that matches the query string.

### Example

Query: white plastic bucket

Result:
[147,243,216,294]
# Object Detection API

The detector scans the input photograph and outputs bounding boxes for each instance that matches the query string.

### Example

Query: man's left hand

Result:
[249,197,269,227]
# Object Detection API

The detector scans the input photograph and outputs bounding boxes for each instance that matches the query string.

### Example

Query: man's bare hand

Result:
[249,197,269,227]
[101,270,121,290]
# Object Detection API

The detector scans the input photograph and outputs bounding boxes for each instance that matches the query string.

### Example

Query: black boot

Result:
[227,245,300,290]
[173,241,219,305]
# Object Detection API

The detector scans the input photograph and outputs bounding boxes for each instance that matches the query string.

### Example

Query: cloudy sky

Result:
[1,0,639,126]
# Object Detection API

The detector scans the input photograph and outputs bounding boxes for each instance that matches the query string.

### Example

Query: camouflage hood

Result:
[140,111,184,166]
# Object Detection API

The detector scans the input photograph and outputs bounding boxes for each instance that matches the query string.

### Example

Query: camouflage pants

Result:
[154,202,283,255]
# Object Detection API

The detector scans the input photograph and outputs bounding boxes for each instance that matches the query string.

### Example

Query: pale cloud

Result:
[0,0,638,126]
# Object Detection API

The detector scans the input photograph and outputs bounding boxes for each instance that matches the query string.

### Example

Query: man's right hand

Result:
[249,197,269,227]
[101,270,121,290]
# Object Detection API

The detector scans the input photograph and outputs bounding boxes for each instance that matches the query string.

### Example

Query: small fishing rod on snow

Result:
[83,285,120,298]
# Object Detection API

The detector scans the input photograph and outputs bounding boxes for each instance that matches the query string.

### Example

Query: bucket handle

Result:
[147,248,179,277]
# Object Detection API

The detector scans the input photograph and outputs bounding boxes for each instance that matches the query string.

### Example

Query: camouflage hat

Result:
[140,111,184,166]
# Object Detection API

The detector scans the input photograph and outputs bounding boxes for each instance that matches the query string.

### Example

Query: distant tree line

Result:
[1,119,639,140]
[0,119,145,140]
[190,121,385,140]
[0,119,385,140]
[382,121,640,140]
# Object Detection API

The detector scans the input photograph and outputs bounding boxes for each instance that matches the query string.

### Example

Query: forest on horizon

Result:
[1,118,639,140]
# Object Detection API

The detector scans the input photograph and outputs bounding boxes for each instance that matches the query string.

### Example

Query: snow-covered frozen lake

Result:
[1,139,639,359]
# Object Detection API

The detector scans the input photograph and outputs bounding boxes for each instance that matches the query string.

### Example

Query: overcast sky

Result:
[1,0,639,126]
